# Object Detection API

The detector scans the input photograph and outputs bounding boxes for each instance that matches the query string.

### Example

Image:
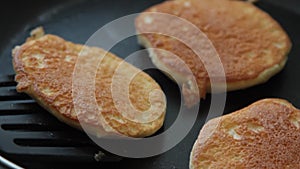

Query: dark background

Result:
[0,0,299,169]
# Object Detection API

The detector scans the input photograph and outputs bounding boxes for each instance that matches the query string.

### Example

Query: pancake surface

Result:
[12,28,166,137]
[136,0,291,106]
[190,99,300,169]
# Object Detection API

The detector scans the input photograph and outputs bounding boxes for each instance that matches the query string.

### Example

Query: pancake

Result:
[136,0,291,106]
[12,27,166,138]
[190,99,300,168]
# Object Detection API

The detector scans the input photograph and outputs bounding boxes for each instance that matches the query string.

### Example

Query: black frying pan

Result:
[0,0,299,168]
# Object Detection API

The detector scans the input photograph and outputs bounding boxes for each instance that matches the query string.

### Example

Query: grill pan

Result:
[0,0,300,168]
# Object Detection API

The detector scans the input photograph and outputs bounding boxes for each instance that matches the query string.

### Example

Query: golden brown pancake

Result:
[190,99,300,168]
[12,27,166,138]
[136,0,292,106]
